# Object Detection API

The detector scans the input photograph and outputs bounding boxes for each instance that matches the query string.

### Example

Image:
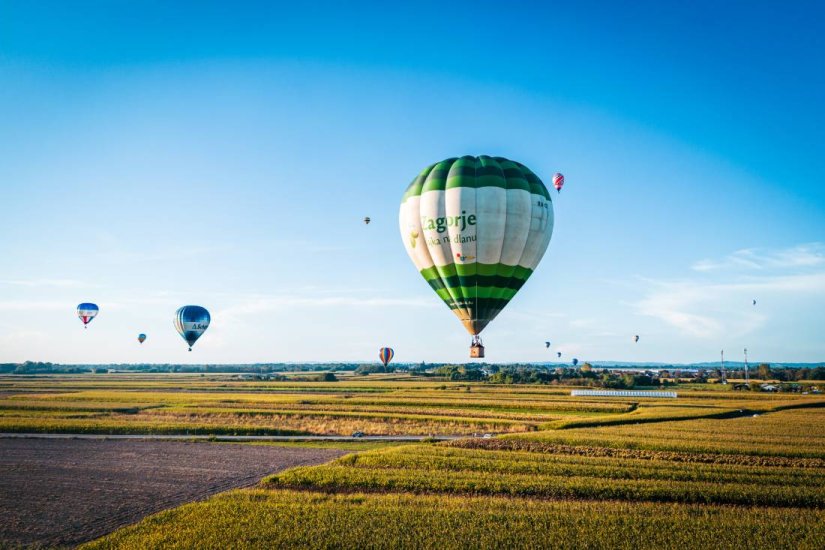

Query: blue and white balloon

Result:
[77,303,99,329]
[174,305,210,351]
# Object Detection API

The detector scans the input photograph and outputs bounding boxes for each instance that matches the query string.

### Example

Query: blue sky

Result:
[1,1,823,364]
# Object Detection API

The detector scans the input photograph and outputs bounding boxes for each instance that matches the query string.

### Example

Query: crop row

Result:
[83,489,825,550]
[267,462,823,508]
[507,410,825,458]
[7,390,633,414]
[447,438,825,468]
[341,445,824,486]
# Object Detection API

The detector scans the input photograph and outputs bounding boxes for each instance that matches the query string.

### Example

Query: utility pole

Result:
[720,349,726,382]
[744,348,749,384]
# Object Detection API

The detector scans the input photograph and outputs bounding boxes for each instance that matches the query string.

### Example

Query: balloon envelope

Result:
[557,352,562,358]
[364,217,371,224]
[545,341,551,348]
[138,333,146,344]
[572,358,579,366]
[174,306,210,351]
[77,303,99,327]
[379,347,394,367]
[634,335,639,343]
[399,155,554,337]
[552,173,564,192]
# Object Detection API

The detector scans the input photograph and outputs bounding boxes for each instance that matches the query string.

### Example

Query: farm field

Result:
[1,373,818,437]
[0,438,345,547]
[85,402,825,549]
[2,374,823,548]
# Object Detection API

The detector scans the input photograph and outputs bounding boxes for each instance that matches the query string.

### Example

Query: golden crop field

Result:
[3,374,823,548]
[2,373,815,437]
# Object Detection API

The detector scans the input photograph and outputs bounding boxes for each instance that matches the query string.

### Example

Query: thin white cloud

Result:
[0,300,72,311]
[0,278,89,288]
[217,293,435,320]
[692,243,825,272]
[0,300,126,312]
[635,272,825,338]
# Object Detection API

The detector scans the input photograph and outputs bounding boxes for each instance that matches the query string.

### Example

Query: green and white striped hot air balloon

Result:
[399,155,554,357]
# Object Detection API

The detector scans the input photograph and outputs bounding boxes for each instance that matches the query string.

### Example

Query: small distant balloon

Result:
[364,217,371,225]
[137,333,146,344]
[753,299,757,306]
[572,358,579,366]
[634,335,640,343]
[379,347,394,367]
[557,351,562,358]
[545,341,551,349]
[552,172,564,193]
[174,305,211,351]
[77,303,99,329]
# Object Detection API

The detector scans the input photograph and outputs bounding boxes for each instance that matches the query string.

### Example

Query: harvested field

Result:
[0,438,345,548]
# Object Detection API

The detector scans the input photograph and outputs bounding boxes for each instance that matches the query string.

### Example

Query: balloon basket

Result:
[470,343,485,358]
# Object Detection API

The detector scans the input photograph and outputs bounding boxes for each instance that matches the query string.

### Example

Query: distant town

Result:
[4,361,823,392]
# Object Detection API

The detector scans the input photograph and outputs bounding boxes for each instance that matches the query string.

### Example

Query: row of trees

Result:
[3,361,824,382]
[420,364,666,388]
[0,361,368,375]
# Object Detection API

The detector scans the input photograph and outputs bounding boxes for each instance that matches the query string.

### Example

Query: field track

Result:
[0,433,458,441]
[0,439,346,547]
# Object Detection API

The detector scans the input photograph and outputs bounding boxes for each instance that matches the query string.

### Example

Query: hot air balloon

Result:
[634,335,640,343]
[399,156,554,358]
[552,172,564,193]
[753,299,757,306]
[77,303,99,328]
[174,306,210,351]
[364,217,371,225]
[557,351,562,358]
[379,347,394,367]
[572,358,579,366]
[545,341,551,348]
[137,333,146,344]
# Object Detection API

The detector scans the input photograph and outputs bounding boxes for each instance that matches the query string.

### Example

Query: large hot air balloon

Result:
[545,341,551,349]
[174,306,210,351]
[399,156,554,358]
[379,347,394,367]
[77,303,99,328]
[634,335,640,343]
[552,173,564,193]
[572,358,579,367]
[137,333,146,344]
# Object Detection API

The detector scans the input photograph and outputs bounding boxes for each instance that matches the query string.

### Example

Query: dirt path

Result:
[0,438,346,548]
[0,433,457,441]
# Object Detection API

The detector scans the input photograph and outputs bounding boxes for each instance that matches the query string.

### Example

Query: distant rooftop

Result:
[571,390,677,398]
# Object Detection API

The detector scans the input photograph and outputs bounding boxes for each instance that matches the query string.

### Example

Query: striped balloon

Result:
[552,172,564,193]
[399,155,554,337]
[174,305,210,351]
[77,303,99,328]
[379,347,394,367]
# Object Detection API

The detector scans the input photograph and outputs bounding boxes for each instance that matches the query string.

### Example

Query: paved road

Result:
[0,432,462,441]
